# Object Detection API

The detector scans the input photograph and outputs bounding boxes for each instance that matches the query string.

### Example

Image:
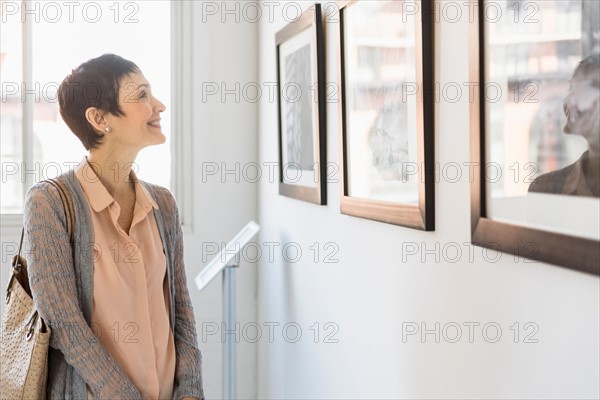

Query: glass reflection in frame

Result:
[344,1,419,203]
[484,0,599,240]
[528,54,599,197]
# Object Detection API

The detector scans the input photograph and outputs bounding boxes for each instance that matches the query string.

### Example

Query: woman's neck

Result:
[584,147,600,197]
[86,150,138,198]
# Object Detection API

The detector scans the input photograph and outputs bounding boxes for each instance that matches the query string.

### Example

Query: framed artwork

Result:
[276,3,326,205]
[336,0,435,230]
[470,0,600,274]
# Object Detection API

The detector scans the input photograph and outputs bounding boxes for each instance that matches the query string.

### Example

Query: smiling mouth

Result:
[148,120,161,128]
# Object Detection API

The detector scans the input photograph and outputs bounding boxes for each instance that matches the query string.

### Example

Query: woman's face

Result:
[563,73,600,149]
[105,71,166,151]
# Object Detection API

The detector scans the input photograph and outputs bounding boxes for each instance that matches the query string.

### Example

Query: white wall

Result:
[256,2,599,399]
[190,2,259,399]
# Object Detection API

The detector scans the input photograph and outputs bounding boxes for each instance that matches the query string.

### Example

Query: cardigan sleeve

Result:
[156,187,205,400]
[23,182,142,399]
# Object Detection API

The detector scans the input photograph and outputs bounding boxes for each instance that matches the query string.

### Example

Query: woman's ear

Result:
[85,107,110,134]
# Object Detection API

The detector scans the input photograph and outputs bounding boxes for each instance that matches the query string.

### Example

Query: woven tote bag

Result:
[1,179,75,399]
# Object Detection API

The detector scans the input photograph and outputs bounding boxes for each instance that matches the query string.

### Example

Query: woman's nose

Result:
[563,92,574,111]
[155,98,166,112]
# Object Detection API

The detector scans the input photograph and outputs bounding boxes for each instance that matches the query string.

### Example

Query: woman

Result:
[528,53,600,197]
[23,54,204,399]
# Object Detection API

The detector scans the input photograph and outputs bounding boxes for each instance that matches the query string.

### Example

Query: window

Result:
[1,0,191,227]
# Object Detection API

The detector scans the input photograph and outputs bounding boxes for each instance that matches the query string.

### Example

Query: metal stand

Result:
[195,221,259,400]
[222,263,238,400]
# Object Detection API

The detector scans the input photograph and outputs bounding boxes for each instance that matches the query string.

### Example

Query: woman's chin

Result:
[138,137,166,150]
[150,132,167,145]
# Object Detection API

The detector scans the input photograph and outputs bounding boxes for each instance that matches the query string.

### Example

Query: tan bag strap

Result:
[14,229,25,272]
[14,178,75,270]
[45,178,75,244]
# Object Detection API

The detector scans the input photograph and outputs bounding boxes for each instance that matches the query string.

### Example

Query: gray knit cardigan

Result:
[23,170,204,399]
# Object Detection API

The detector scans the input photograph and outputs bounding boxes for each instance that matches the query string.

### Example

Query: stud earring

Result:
[104,127,110,133]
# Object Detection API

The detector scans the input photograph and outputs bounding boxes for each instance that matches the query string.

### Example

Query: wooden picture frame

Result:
[336,0,435,230]
[276,3,326,205]
[470,0,600,275]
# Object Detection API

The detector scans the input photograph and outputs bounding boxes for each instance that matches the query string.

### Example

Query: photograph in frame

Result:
[276,3,326,205]
[470,0,600,274]
[337,0,434,230]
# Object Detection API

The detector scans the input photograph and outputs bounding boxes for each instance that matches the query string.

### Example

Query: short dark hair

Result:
[573,53,600,86]
[57,53,140,150]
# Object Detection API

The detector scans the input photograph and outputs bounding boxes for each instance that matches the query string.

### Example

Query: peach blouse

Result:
[74,158,176,399]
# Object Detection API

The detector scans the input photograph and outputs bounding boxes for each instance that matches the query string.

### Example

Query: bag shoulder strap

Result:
[14,179,76,267]
[45,178,76,244]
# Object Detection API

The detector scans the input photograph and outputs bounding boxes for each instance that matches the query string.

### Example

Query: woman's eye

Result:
[140,91,147,98]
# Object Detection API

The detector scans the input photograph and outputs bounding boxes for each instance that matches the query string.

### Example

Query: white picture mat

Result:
[490,194,599,241]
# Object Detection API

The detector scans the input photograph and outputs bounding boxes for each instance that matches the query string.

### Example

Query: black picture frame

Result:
[336,0,435,230]
[469,0,600,275]
[276,3,326,205]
